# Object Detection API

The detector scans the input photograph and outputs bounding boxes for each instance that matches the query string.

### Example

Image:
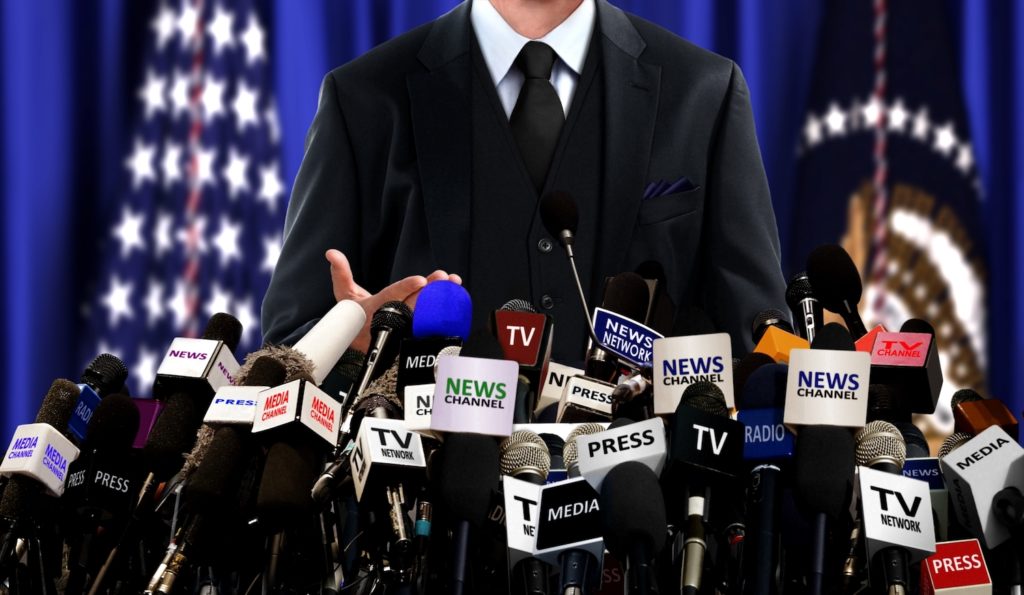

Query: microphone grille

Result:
[752,309,793,343]
[500,430,547,454]
[854,421,907,470]
[371,301,413,334]
[500,299,538,313]
[354,392,402,417]
[680,382,729,417]
[499,441,551,481]
[938,432,974,459]
[433,345,463,380]
[563,423,606,470]
[82,353,129,396]
[785,272,815,306]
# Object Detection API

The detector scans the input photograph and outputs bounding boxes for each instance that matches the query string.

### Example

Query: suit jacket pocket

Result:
[637,186,703,225]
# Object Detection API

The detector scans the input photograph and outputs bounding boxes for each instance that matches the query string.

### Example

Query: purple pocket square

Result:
[644,176,696,199]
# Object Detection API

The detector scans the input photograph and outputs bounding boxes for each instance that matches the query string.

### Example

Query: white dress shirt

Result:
[470,0,596,118]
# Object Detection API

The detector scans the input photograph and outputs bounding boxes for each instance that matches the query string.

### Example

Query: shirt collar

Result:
[470,0,595,86]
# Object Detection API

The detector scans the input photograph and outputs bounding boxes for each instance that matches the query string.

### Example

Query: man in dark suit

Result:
[262,0,787,364]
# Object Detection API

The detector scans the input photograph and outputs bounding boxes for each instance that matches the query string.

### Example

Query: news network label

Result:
[859,466,936,562]
[783,348,870,428]
[653,333,734,413]
[431,355,519,436]
[0,422,81,496]
[592,307,663,367]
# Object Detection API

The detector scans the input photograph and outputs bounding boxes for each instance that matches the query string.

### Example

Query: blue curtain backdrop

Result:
[0,0,1021,436]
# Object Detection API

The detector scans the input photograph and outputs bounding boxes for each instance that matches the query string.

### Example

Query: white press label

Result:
[576,417,666,491]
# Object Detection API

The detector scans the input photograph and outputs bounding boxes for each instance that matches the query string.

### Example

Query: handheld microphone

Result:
[598,462,666,595]
[431,330,519,436]
[499,431,552,595]
[349,300,412,405]
[492,299,555,417]
[784,323,871,429]
[856,422,936,594]
[574,417,666,492]
[589,272,663,373]
[806,244,869,339]
[152,312,243,402]
[786,272,823,343]
[950,389,984,434]
[435,433,501,595]
[68,354,130,444]
[793,425,856,595]
[939,425,1024,549]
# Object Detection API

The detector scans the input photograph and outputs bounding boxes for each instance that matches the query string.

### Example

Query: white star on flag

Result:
[212,217,242,266]
[933,122,958,156]
[233,81,260,130]
[176,2,198,44]
[207,6,236,55]
[166,281,191,329]
[132,348,159,395]
[262,234,282,273]
[911,108,931,141]
[223,148,250,198]
[202,75,227,121]
[234,296,258,346]
[888,99,909,132]
[803,114,823,147]
[162,142,183,187]
[206,283,234,319]
[144,281,166,326]
[258,163,283,210]
[824,103,847,136]
[151,4,177,50]
[169,70,191,118]
[102,276,135,326]
[125,139,157,189]
[112,207,146,258]
[138,70,167,119]
[153,211,174,256]
[195,146,219,188]
[241,15,266,64]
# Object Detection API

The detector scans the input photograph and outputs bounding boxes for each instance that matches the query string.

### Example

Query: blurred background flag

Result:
[788,0,988,434]
[78,0,286,396]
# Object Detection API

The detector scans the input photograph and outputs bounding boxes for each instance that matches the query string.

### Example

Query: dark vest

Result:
[468,33,604,365]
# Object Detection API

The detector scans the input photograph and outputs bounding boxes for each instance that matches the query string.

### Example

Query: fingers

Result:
[376,275,429,305]
[326,249,369,302]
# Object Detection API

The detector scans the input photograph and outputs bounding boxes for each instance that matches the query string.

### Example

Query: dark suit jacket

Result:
[262,0,787,356]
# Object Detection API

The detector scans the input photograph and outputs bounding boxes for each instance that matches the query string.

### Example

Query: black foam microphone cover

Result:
[810,323,855,351]
[738,363,788,409]
[794,426,855,519]
[540,191,579,241]
[806,244,863,311]
[599,461,667,560]
[85,393,140,450]
[607,417,636,429]
[202,312,243,353]
[950,388,984,408]
[81,353,129,396]
[256,439,320,529]
[244,356,288,387]
[35,378,80,428]
[186,426,249,513]
[602,272,651,323]
[681,382,729,417]
[143,392,202,479]
[737,352,774,403]
[436,434,500,527]
[899,318,935,335]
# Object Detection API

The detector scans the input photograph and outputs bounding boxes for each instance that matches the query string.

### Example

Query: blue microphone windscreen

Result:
[412,280,473,340]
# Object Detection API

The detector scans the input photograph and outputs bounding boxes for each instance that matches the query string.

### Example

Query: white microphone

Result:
[292,299,366,386]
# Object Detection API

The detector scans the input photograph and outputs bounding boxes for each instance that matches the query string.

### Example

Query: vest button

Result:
[537,238,553,253]
[540,295,555,310]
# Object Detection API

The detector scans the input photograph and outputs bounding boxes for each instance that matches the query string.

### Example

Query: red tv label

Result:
[494,310,546,366]
[871,332,931,367]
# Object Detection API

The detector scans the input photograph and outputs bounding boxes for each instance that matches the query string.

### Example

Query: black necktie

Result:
[510,41,564,193]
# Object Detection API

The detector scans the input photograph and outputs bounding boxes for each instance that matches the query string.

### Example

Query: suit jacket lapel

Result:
[595,0,661,278]
[408,2,473,275]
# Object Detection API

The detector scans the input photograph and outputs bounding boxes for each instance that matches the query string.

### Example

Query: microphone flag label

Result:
[68,384,102,442]
[783,348,870,428]
[351,418,426,502]
[539,362,584,414]
[252,380,301,433]
[592,308,663,367]
[558,376,614,421]
[299,383,342,446]
[204,386,266,426]
[902,458,944,491]
[858,466,936,562]
[737,407,794,461]
[871,332,932,367]
[938,425,1024,549]
[403,383,435,431]
[153,337,240,399]
[653,333,734,413]
[431,355,519,436]
[493,310,547,366]
[576,417,666,491]
[670,405,745,485]
[921,539,991,593]
[0,423,80,497]
[533,477,604,567]
[503,476,543,565]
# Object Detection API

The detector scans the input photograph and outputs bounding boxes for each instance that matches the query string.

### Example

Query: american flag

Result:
[79,0,285,396]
